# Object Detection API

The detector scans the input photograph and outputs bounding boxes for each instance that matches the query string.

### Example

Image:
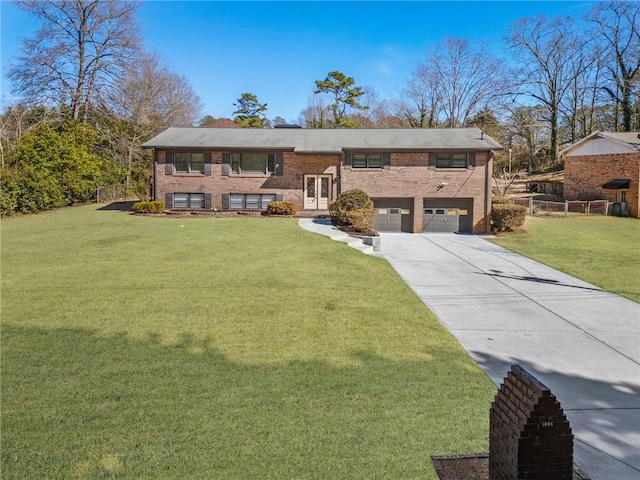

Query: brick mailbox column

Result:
[489,365,573,480]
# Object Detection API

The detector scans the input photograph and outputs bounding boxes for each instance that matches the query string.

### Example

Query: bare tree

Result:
[397,67,442,128]
[416,38,502,128]
[506,15,584,161]
[0,105,59,167]
[351,86,379,128]
[367,99,409,128]
[588,1,640,131]
[97,52,201,196]
[298,95,331,128]
[9,0,141,122]
[503,105,552,172]
[108,52,201,130]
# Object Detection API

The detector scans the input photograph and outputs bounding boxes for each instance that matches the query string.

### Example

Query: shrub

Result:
[491,204,526,232]
[329,189,374,226]
[492,196,512,204]
[266,201,297,216]
[346,208,376,233]
[133,200,165,214]
[0,169,19,217]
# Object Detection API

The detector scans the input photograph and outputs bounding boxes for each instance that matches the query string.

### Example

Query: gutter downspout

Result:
[152,149,158,201]
[485,150,493,233]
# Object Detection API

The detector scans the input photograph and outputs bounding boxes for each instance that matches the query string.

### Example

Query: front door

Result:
[304,174,332,210]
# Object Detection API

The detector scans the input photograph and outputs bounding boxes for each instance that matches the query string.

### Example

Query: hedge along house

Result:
[142,127,503,233]
[561,131,640,218]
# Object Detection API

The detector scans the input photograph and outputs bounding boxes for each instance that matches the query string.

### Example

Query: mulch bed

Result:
[430,454,591,480]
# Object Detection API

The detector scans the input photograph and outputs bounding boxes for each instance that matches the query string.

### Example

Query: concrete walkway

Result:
[299,219,640,479]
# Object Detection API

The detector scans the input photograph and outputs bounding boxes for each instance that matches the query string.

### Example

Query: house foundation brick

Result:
[489,365,573,480]
[146,128,502,233]
[564,152,639,218]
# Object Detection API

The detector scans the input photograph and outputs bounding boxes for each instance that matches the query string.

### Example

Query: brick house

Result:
[142,127,503,233]
[561,131,640,218]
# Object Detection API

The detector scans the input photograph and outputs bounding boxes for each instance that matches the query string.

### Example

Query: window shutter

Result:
[383,153,391,170]
[165,152,174,175]
[222,193,230,210]
[428,153,436,169]
[204,153,212,175]
[276,193,284,202]
[468,152,476,169]
[344,152,352,169]
[275,153,284,176]
[204,193,212,209]
[164,193,173,208]
[222,152,230,176]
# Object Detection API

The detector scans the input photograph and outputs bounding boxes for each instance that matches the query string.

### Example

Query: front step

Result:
[297,210,330,218]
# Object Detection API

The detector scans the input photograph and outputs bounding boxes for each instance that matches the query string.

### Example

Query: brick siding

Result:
[154,149,492,232]
[564,152,640,218]
[489,365,573,480]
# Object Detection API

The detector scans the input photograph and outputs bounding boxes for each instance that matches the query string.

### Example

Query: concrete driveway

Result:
[378,232,640,480]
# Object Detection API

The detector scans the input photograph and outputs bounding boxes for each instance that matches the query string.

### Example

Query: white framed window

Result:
[174,193,205,209]
[619,190,627,203]
[229,194,276,209]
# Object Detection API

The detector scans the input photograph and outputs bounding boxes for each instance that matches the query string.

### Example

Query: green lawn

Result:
[1,205,494,479]
[490,215,640,303]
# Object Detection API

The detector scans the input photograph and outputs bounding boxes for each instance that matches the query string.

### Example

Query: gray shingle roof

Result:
[142,127,503,153]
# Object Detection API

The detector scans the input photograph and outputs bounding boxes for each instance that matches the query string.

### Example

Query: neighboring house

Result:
[142,127,503,233]
[561,131,640,218]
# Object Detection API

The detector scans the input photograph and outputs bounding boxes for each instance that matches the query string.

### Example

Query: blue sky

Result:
[2,1,597,123]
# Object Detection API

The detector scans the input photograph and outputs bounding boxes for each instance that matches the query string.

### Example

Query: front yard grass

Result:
[490,215,640,303]
[1,205,494,479]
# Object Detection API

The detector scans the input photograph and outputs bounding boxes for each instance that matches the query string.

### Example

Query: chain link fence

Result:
[96,184,139,204]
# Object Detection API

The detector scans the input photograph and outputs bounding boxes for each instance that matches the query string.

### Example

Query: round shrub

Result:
[346,208,376,233]
[491,203,526,232]
[266,201,297,216]
[133,200,165,214]
[329,189,374,226]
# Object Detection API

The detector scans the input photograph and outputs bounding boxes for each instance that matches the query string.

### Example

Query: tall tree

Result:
[9,0,141,122]
[298,96,331,128]
[588,1,640,131]
[417,38,502,128]
[560,41,603,143]
[232,93,267,128]
[314,71,367,127]
[506,15,583,161]
[98,52,201,197]
[398,66,442,128]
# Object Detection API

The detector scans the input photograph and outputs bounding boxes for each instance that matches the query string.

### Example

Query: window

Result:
[231,153,276,174]
[352,153,383,169]
[620,190,627,203]
[436,153,467,168]
[174,193,205,209]
[174,152,205,174]
[230,194,276,209]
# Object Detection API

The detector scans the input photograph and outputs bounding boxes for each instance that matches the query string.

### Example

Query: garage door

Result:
[375,207,402,232]
[423,208,460,233]
[423,198,473,233]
